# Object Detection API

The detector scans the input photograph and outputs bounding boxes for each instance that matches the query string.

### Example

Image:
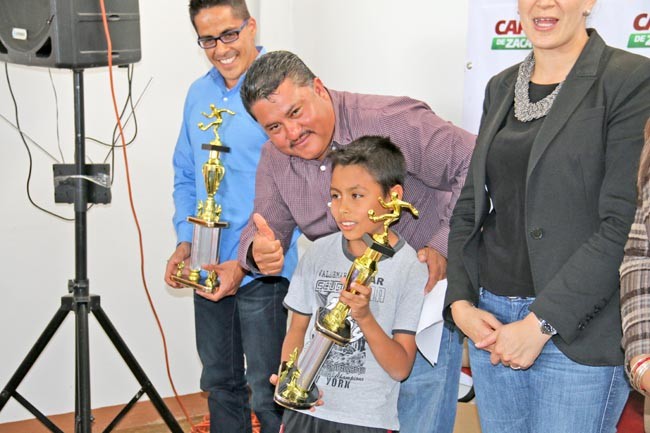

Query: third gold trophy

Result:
[274,192,419,409]
[172,104,234,293]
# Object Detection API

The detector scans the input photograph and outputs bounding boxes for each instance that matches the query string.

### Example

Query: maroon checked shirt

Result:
[238,88,476,271]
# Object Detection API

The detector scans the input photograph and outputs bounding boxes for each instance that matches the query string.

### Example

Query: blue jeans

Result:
[397,323,463,433]
[194,277,288,433]
[469,288,630,433]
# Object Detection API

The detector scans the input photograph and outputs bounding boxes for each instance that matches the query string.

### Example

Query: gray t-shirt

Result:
[284,232,427,430]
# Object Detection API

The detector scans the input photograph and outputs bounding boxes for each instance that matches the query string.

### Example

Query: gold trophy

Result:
[171,104,235,293]
[274,192,419,409]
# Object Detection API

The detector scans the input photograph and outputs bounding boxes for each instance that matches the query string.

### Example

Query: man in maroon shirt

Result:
[238,50,476,433]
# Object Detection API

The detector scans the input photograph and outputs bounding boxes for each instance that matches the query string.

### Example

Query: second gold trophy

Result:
[171,104,234,293]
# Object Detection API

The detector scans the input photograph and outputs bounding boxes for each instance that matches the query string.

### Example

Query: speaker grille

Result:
[0,0,140,68]
[0,0,52,54]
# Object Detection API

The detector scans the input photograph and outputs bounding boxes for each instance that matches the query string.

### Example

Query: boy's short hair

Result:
[329,136,405,194]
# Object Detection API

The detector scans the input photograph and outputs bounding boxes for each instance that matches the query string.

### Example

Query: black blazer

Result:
[444,30,650,365]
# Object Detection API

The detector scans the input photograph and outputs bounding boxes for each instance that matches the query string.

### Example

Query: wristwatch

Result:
[538,317,557,336]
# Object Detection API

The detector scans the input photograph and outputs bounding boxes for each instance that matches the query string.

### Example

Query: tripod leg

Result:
[13,392,64,433]
[0,304,70,412]
[92,302,183,433]
[75,299,92,433]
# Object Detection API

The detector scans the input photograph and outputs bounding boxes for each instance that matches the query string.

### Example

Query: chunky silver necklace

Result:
[514,52,564,122]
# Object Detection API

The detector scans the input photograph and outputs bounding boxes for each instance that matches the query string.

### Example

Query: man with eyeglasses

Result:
[238,50,476,433]
[164,2,298,432]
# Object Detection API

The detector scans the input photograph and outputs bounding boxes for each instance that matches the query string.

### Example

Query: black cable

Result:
[48,68,65,163]
[87,64,139,150]
[115,63,140,149]
[4,62,73,222]
[106,64,139,185]
[0,112,61,162]
[83,64,139,187]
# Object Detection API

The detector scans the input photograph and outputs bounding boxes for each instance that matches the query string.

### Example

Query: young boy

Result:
[278,136,427,432]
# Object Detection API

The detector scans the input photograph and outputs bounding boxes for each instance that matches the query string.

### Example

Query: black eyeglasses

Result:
[197,19,249,49]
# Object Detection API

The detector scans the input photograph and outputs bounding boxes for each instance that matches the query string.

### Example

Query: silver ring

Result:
[510,366,521,370]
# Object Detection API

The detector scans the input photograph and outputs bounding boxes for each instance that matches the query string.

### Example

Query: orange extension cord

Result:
[98,1,200,431]
[98,3,262,433]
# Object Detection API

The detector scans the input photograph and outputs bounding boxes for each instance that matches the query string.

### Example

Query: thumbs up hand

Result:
[251,213,284,275]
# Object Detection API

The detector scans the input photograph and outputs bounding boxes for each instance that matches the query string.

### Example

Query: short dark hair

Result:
[330,136,405,194]
[241,50,316,118]
[189,0,250,27]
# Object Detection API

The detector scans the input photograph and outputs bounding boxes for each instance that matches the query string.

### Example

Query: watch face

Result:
[540,319,557,335]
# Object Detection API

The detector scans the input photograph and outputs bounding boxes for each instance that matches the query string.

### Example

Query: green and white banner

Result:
[462,0,650,133]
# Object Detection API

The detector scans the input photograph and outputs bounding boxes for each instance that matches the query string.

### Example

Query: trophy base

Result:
[274,366,321,410]
[170,275,219,294]
[314,307,352,346]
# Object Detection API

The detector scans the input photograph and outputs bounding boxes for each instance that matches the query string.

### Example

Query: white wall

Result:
[0,1,469,423]
[258,0,470,125]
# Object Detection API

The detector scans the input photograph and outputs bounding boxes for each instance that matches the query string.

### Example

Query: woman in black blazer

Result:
[444,1,650,432]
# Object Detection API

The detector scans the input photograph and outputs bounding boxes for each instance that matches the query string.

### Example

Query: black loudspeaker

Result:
[0,0,141,69]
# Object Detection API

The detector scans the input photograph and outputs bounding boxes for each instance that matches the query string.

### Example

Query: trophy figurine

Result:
[171,104,235,293]
[274,192,419,409]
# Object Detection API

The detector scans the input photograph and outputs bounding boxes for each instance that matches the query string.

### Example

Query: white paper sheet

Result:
[415,279,448,365]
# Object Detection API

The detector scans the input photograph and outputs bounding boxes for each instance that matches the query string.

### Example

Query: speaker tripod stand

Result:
[0,70,183,433]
